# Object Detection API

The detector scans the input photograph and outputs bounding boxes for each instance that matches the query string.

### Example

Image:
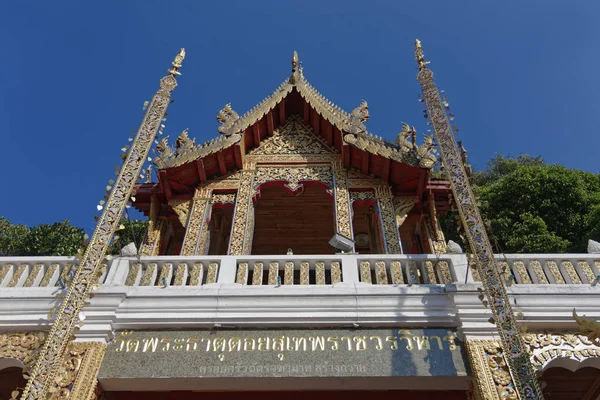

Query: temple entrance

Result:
[538,366,600,399]
[0,366,25,399]
[251,184,335,255]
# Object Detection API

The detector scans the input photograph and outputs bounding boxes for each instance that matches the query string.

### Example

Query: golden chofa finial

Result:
[290,50,300,84]
[414,39,429,70]
[169,48,186,76]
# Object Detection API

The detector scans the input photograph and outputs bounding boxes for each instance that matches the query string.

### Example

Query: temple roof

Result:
[152,51,437,171]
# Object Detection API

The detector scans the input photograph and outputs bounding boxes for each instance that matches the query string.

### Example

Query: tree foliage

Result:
[0,217,149,257]
[110,219,149,255]
[441,154,600,254]
[0,217,85,256]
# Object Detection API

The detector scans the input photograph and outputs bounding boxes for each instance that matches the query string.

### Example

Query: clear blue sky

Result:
[2,1,599,233]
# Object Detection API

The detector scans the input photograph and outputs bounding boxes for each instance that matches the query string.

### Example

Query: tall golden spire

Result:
[414,40,544,400]
[19,49,186,400]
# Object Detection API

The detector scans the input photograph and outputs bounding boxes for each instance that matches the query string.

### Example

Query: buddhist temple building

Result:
[1,50,600,400]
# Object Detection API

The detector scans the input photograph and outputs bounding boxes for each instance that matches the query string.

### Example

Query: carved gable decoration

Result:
[249,115,338,156]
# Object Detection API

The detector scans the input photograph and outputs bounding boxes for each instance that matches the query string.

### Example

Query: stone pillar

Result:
[228,162,256,255]
[332,161,353,247]
[48,342,107,400]
[466,339,519,400]
[375,185,403,254]
[141,195,164,256]
[180,187,212,256]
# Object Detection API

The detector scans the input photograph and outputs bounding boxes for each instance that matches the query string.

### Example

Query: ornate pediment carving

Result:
[249,115,337,156]
[393,196,418,227]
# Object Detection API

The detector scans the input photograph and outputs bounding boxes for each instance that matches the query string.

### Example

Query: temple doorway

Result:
[251,184,335,255]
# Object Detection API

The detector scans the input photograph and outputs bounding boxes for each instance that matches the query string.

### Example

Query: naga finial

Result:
[290,50,300,84]
[169,48,186,76]
[217,103,240,136]
[415,39,429,70]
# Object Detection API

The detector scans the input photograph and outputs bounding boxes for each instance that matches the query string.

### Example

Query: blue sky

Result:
[1,1,599,232]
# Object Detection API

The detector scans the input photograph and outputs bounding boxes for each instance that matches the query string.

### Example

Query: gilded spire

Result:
[290,50,300,84]
[169,48,186,76]
[414,39,429,70]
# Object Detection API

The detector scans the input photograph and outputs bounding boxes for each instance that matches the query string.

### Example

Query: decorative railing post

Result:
[228,162,256,255]
[19,49,185,400]
[415,39,543,399]
[180,187,212,256]
[375,185,403,254]
[332,160,353,248]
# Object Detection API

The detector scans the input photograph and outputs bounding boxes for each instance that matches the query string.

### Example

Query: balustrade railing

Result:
[235,258,343,286]
[2,254,599,290]
[124,259,220,287]
[356,256,455,285]
[0,257,107,288]
[472,255,600,285]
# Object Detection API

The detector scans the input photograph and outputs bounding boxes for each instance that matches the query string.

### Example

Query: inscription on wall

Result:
[99,328,469,379]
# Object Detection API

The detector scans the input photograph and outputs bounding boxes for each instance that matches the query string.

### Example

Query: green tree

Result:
[0,217,28,256]
[110,219,149,255]
[0,217,85,256]
[472,154,546,186]
[440,154,600,254]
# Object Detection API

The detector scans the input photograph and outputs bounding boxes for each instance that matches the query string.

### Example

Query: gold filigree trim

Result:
[48,342,106,400]
[0,332,46,367]
[393,196,418,227]
[249,115,337,156]
[168,199,192,228]
[467,340,518,400]
[523,332,600,368]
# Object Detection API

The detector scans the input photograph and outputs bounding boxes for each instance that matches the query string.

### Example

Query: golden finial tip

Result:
[169,48,186,76]
[290,50,300,83]
[414,39,428,70]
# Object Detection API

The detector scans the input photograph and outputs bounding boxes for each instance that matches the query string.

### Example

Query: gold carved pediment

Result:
[249,115,338,157]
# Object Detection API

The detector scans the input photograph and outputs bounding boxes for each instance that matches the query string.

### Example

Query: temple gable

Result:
[249,115,338,156]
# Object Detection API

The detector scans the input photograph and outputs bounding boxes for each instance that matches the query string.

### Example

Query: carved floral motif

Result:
[392,197,418,227]
[47,342,106,400]
[0,332,46,367]
[376,188,402,254]
[467,340,518,400]
[249,115,336,156]
[524,332,600,368]
[228,163,255,255]
[253,166,333,196]
[332,166,353,240]
[141,196,163,256]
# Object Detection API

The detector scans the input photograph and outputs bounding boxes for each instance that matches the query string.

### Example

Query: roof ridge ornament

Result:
[290,50,301,84]
[175,128,195,155]
[347,100,369,134]
[217,103,240,136]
